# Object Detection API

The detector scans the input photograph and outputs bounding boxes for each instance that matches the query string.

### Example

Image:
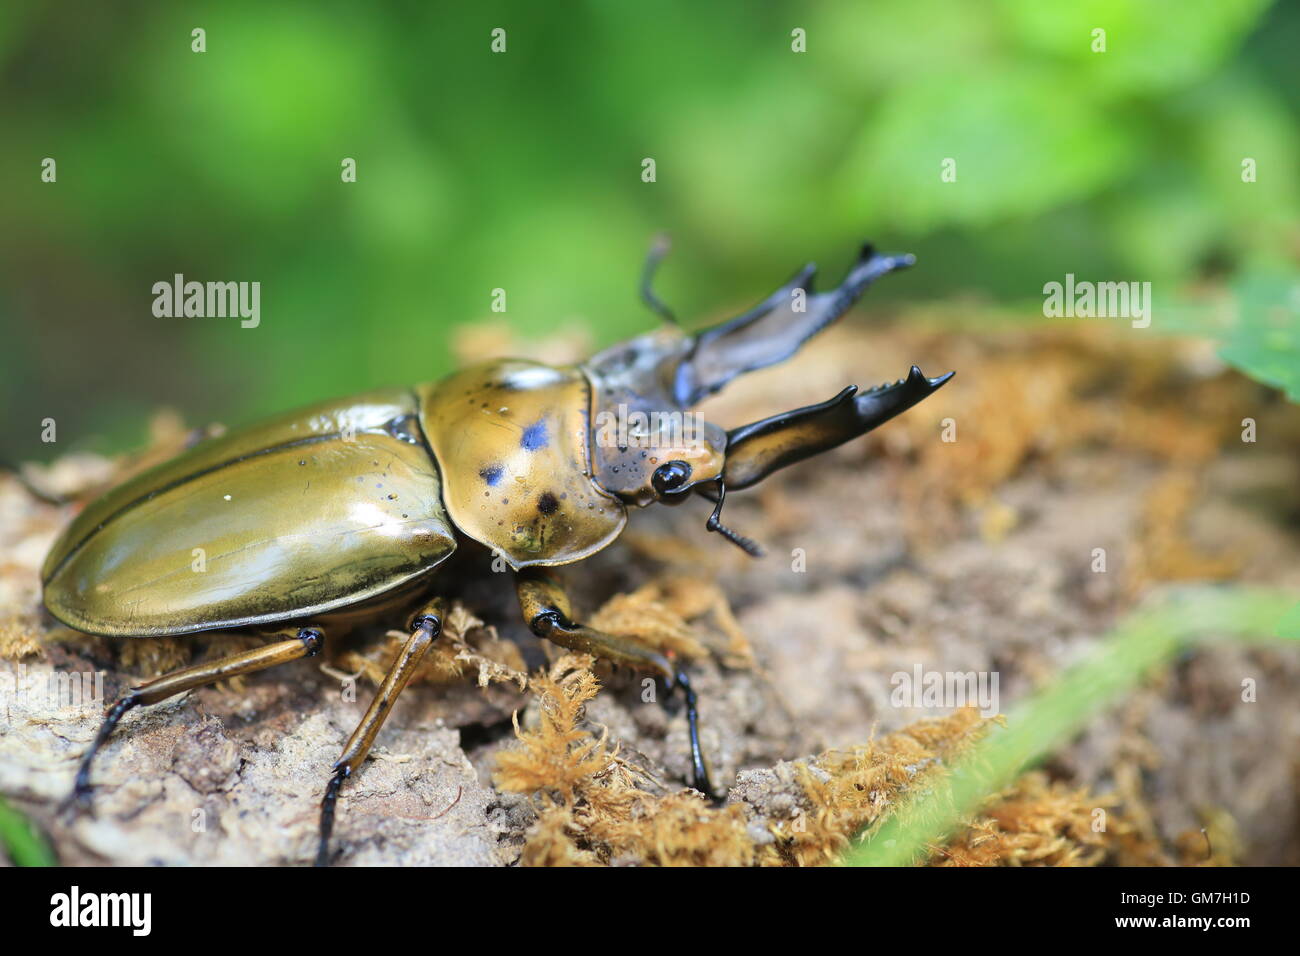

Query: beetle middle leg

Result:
[62,625,326,814]
[514,568,718,799]
[315,597,446,867]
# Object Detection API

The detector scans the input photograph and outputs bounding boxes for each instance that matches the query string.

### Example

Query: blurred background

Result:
[1,0,1297,460]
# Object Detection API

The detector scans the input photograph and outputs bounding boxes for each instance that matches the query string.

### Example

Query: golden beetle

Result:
[42,241,952,864]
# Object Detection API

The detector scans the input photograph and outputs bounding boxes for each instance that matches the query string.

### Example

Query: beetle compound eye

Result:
[651,460,692,497]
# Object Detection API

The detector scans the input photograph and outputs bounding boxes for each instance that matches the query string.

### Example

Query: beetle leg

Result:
[514,569,719,799]
[61,625,326,815]
[315,598,445,867]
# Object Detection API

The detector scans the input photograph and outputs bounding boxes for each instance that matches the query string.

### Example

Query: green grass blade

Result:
[0,796,57,867]
[844,587,1299,867]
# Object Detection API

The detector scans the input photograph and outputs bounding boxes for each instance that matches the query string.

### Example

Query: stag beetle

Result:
[42,240,952,864]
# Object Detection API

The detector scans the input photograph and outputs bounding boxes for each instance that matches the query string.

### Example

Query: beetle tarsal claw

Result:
[315,766,350,867]
[673,670,722,800]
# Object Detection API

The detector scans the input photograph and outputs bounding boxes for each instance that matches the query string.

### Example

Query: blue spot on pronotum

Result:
[479,464,504,486]
[520,419,549,451]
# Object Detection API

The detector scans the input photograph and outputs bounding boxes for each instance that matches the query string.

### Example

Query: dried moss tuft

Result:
[587,576,754,667]
[336,602,529,690]
[495,660,1126,867]
[934,772,1116,866]
[0,617,43,661]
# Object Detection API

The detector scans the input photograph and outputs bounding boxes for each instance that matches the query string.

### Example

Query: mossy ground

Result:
[2,314,1298,865]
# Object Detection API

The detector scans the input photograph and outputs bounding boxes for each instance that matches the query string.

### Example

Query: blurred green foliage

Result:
[1280,601,1300,639]
[1216,271,1300,401]
[1,0,1296,459]
[0,796,56,866]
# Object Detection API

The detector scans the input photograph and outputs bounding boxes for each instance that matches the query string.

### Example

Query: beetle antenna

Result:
[640,233,680,327]
[705,478,764,557]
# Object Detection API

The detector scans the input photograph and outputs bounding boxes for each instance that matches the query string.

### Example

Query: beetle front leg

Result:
[62,625,326,815]
[315,597,445,867]
[514,569,718,799]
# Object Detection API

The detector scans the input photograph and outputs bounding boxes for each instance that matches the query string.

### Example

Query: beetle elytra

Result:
[43,240,952,864]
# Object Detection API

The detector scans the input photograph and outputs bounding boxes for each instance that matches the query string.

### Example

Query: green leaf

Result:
[1216,271,1300,402]
[998,0,1273,96]
[838,66,1138,231]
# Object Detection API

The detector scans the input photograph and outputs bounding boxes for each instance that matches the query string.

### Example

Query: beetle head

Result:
[585,369,729,507]
[581,241,951,555]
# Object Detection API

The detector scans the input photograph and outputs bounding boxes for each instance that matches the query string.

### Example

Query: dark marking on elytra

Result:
[537,492,559,516]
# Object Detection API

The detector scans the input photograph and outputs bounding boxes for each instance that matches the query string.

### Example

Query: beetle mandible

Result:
[43,240,953,864]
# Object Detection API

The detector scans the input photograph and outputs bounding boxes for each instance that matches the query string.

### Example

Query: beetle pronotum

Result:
[43,241,952,864]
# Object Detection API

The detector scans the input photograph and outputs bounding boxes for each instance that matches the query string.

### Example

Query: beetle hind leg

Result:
[514,569,720,799]
[315,597,445,867]
[61,625,326,815]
